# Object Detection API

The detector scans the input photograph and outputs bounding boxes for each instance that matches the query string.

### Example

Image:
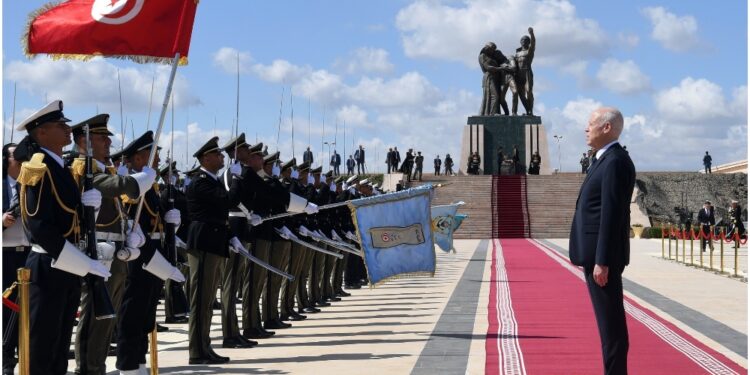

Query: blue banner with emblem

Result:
[431,201,465,253]
[349,184,435,285]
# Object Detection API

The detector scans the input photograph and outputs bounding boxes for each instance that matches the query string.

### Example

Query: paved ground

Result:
[60,238,746,374]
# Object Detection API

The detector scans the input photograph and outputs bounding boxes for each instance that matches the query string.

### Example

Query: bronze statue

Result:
[478,43,515,115]
[513,27,535,116]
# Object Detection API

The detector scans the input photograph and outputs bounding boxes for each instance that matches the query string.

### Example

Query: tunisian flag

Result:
[24,0,198,65]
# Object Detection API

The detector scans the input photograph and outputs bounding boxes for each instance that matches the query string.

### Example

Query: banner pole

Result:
[17,268,30,375]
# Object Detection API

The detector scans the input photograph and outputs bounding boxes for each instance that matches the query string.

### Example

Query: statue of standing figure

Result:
[478,27,535,116]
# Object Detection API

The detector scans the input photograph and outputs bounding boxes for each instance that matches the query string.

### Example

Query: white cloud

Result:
[252,60,313,84]
[346,72,441,107]
[654,77,738,123]
[641,7,700,52]
[617,32,640,48]
[212,47,253,74]
[5,57,201,119]
[561,59,596,88]
[336,105,369,128]
[596,58,650,95]
[395,0,609,67]
[334,47,395,75]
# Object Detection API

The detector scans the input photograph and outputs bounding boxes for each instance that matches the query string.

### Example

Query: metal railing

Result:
[661,224,747,278]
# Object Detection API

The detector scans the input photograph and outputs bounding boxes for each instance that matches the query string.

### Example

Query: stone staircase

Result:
[411,174,494,239]
[526,173,585,238]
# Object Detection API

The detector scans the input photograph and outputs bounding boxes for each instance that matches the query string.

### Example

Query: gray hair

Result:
[594,107,624,136]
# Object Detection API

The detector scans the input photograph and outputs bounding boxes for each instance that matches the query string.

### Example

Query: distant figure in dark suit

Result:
[434,155,442,176]
[703,151,712,174]
[392,147,401,173]
[346,155,355,176]
[697,200,715,252]
[386,148,394,174]
[330,150,341,176]
[580,152,590,174]
[354,145,365,174]
[303,147,313,166]
[444,154,454,176]
[569,107,635,375]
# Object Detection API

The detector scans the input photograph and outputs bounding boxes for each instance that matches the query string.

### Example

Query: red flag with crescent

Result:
[24,0,199,65]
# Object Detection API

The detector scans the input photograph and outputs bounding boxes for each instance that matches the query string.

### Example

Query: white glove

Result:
[168,267,186,282]
[229,236,244,253]
[315,229,328,239]
[81,188,102,210]
[304,202,319,215]
[276,227,290,240]
[298,225,312,237]
[342,182,348,190]
[346,231,358,241]
[331,230,343,241]
[175,236,187,249]
[164,209,181,227]
[329,182,336,191]
[229,162,242,176]
[87,258,111,278]
[117,165,129,176]
[321,174,327,184]
[117,247,141,261]
[126,221,146,249]
[183,176,192,187]
[348,187,356,195]
[96,242,116,272]
[272,164,281,177]
[291,169,299,179]
[143,251,185,282]
[307,174,315,185]
[248,213,262,226]
[282,226,297,240]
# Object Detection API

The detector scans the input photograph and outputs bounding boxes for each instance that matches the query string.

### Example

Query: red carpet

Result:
[491,176,529,238]
[486,238,745,374]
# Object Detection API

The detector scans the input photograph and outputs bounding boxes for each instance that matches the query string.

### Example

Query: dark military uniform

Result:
[279,159,309,321]
[70,116,147,375]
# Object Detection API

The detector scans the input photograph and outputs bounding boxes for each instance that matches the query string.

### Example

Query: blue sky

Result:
[2,0,747,172]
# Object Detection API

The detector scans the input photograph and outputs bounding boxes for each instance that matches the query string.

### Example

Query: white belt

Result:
[150,233,162,240]
[229,212,247,218]
[96,232,124,242]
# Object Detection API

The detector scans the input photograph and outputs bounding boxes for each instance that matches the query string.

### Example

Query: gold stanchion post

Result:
[681,225,686,263]
[668,224,672,259]
[17,268,30,375]
[734,228,739,277]
[661,224,665,258]
[150,328,158,375]
[690,226,694,265]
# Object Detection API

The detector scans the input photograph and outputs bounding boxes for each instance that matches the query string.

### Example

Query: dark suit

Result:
[569,142,635,375]
[697,207,715,251]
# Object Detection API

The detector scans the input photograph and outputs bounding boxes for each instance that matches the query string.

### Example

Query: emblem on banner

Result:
[369,224,425,248]
[91,0,145,25]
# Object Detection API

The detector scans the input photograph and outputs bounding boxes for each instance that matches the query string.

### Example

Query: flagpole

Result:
[117,69,124,151]
[234,52,240,157]
[290,88,295,159]
[131,52,180,238]
[146,71,155,130]
[10,82,17,142]
[275,86,284,153]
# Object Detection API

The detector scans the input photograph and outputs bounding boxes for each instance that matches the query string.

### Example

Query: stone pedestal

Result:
[459,115,551,175]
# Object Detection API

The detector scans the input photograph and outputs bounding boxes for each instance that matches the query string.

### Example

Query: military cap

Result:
[334,176,344,184]
[263,151,280,165]
[222,133,249,152]
[346,175,358,184]
[248,142,264,155]
[193,136,221,158]
[71,114,113,137]
[704,200,711,205]
[109,149,124,161]
[359,178,370,185]
[281,158,296,172]
[16,100,71,132]
[185,164,201,177]
[159,161,178,176]
[296,161,310,172]
[121,131,161,158]
[325,170,333,178]
[310,166,322,175]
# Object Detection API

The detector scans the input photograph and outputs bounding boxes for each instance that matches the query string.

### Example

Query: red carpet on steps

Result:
[486,238,745,375]
[492,176,529,238]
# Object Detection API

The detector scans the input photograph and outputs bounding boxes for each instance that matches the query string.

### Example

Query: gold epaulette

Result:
[106,166,116,175]
[70,157,104,186]
[17,153,47,187]
[121,194,139,205]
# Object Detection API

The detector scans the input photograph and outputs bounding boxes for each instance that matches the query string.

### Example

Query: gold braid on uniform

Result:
[121,183,163,236]
[18,153,80,240]
[71,158,122,228]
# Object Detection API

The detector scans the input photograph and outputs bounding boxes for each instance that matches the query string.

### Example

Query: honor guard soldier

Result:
[14,101,111,375]
[158,161,191,325]
[218,133,260,348]
[69,115,157,375]
[293,162,322,315]
[278,158,309,322]
[116,131,184,375]
[185,136,256,364]
[308,166,331,307]
[320,171,341,303]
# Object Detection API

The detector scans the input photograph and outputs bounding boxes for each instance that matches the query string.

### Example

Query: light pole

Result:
[553,135,563,173]
[324,141,335,173]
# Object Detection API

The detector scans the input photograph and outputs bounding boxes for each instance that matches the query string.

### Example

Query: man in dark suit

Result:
[386,148,394,174]
[330,150,341,176]
[569,107,635,375]
[354,145,365,174]
[393,147,401,173]
[697,200,715,252]
[303,146,314,166]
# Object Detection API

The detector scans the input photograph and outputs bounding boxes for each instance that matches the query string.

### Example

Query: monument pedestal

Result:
[459,115,551,175]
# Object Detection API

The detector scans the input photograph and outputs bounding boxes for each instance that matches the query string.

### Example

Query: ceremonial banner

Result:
[24,0,199,64]
[431,201,465,253]
[349,185,435,285]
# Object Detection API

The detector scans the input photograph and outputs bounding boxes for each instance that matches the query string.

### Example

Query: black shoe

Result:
[301,306,320,313]
[345,284,361,290]
[207,350,230,363]
[335,290,351,297]
[107,344,117,356]
[237,335,258,347]
[325,296,342,302]
[288,311,307,321]
[242,327,273,339]
[212,300,221,310]
[315,300,331,307]
[222,336,255,348]
[264,319,291,330]
[165,316,189,324]
[156,324,169,332]
[189,356,228,365]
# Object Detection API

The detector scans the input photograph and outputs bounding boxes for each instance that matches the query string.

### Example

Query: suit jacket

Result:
[697,207,715,226]
[354,149,365,163]
[303,150,314,165]
[394,151,401,164]
[569,143,635,270]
